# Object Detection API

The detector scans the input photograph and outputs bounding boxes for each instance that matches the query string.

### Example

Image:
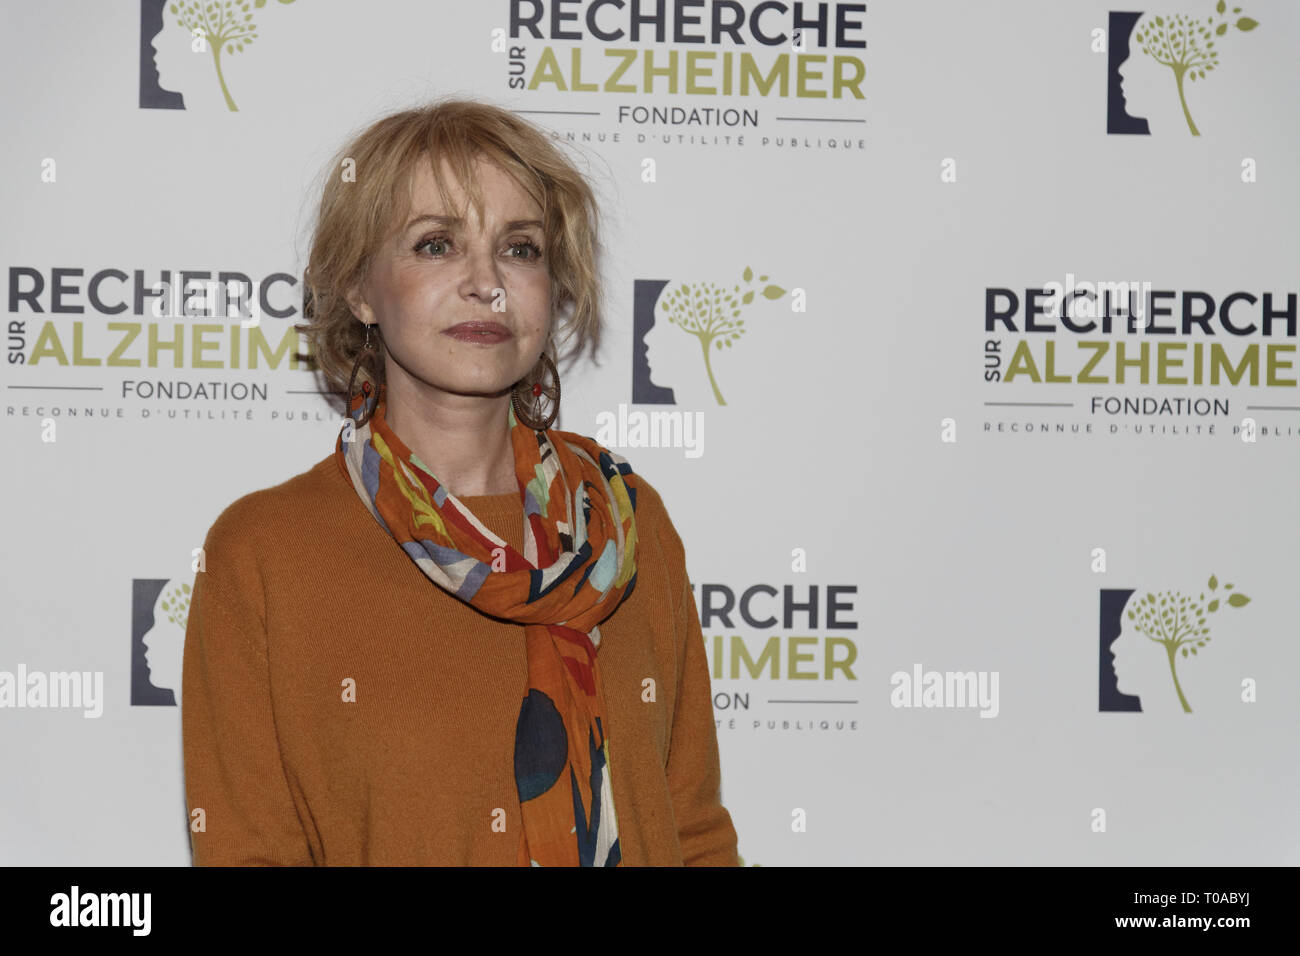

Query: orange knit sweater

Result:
[181,451,739,866]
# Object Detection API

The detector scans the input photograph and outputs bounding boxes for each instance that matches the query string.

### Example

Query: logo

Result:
[695,581,862,734]
[132,577,191,706]
[141,0,299,111]
[1107,3,1260,136]
[509,3,866,101]
[982,282,1297,438]
[1100,573,1251,713]
[889,664,1000,718]
[0,667,103,718]
[49,886,151,935]
[632,267,789,407]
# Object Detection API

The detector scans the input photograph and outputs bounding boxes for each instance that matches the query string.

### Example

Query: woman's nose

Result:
[463,246,503,297]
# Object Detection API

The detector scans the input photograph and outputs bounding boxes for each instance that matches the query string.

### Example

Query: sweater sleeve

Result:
[650,485,741,867]
[181,510,315,866]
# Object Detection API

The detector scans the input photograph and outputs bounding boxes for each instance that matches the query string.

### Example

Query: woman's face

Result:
[348,154,552,404]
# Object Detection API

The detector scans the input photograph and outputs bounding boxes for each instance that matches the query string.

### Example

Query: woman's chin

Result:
[397,373,519,400]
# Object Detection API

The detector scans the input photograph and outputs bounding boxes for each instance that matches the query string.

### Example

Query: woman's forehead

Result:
[407,156,542,217]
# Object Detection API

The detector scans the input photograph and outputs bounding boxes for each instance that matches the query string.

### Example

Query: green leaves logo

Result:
[1125,573,1251,712]
[1133,2,1259,136]
[658,266,787,406]
[168,0,298,111]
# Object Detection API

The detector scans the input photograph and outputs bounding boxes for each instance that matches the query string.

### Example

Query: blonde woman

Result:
[182,97,739,866]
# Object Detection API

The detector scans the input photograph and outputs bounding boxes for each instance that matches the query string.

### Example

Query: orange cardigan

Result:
[182,452,739,865]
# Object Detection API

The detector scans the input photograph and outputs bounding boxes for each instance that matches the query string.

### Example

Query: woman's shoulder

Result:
[200,453,345,565]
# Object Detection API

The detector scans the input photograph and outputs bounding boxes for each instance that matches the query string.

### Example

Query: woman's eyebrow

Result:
[404,214,543,232]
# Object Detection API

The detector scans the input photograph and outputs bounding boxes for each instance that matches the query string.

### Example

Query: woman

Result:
[181,97,739,866]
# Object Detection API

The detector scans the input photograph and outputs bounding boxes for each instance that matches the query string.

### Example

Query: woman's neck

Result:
[382,376,518,497]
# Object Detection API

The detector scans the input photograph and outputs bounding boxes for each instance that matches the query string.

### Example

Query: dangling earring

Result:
[511,352,561,431]
[346,322,381,428]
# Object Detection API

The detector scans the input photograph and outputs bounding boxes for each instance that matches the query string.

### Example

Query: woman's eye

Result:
[416,236,449,256]
[415,237,541,260]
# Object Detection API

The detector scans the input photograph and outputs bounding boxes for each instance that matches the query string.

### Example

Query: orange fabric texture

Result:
[182,453,739,866]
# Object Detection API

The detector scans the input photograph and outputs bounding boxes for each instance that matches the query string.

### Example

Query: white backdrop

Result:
[2,0,1298,865]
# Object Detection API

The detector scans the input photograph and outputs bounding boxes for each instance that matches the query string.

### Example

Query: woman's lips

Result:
[442,321,512,344]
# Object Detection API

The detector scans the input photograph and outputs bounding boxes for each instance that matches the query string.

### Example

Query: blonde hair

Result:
[295,96,606,405]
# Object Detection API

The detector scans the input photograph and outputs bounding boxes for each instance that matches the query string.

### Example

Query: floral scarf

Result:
[335,381,638,866]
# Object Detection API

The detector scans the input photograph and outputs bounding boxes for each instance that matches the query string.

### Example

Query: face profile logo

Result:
[140,0,299,110]
[632,267,788,407]
[132,578,192,706]
[1107,3,1260,136]
[1100,573,1251,714]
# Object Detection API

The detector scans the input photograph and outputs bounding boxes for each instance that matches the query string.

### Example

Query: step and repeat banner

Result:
[2,0,1297,866]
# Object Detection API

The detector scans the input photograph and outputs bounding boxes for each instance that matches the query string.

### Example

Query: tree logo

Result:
[1133,2,1259,135]
[133,577,192,707]
[1101,573,1251,713]
[144,0,298,111]
[641,267,787,406]
[1109,3,1260,136]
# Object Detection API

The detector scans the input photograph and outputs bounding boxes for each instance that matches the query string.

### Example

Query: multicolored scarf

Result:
[335,381,638,866]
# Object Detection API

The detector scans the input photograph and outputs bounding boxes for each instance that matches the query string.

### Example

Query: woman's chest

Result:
[262,568,677,828]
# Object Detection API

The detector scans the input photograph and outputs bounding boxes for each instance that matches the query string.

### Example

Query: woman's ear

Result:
[345,283,373,324]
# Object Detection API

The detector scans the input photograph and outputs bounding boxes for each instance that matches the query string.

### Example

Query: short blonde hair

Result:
[296,96,606,403]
